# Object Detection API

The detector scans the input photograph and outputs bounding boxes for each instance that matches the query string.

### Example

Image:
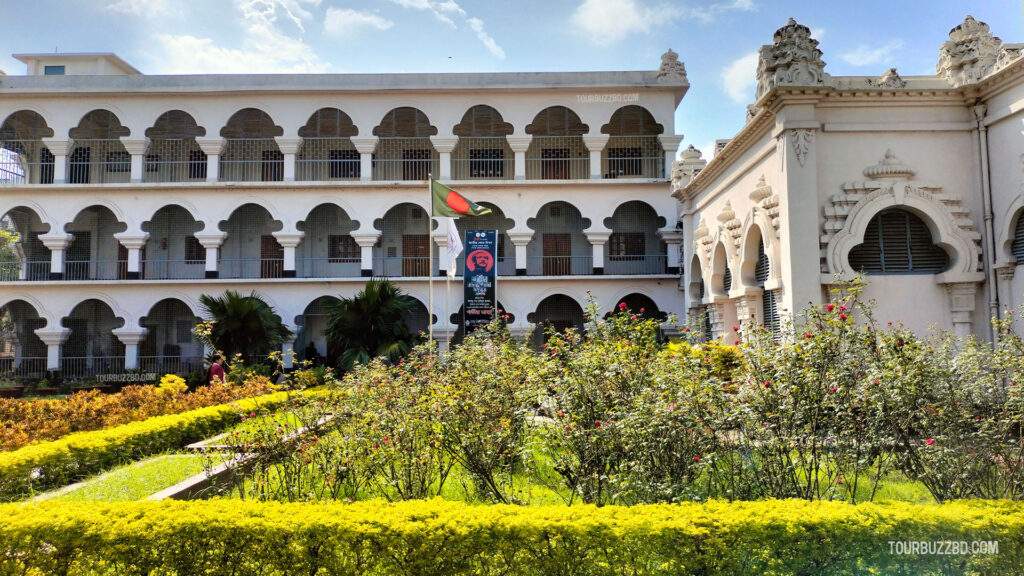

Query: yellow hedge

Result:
[0,391,293,500]
[0,498,1020,575]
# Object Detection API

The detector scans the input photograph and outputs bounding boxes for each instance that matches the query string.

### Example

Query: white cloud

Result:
[840,40,903,67]
[467,17,505,59]
[106,0,176,18]
[324,8,394,36]
[151,0,327,73]
[572,0,755,46]
[386,0,505,57]
[698,141,716,163]
[722,51,758,103]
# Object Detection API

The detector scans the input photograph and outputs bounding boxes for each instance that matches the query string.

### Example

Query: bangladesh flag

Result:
[431,180,492,217]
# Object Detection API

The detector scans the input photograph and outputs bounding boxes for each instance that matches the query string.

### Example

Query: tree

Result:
[199,290,292,359]
[323,279,423,370]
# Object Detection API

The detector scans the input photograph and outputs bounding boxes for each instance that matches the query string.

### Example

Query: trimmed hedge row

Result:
[0,391,292,499]
[0,499,1021,575]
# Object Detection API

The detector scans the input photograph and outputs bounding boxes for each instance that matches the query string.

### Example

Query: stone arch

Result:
[710,240,732,298]
[373,107,437,137]
[69,109,130,139]
[600,105,664,135]
[739,217,778,287]
[219,108,283,138]
[607,292,667,322]
[0,110,55,139]
[298,108,358,138]
[453,105,514,137]
[145,110,206,138]
[525,106,588,135]
[996,196,1024,266]
[527,293,586,346]
[139,298,204,366]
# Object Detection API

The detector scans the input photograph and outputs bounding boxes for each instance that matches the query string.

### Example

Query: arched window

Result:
[754,238,779,333]
[722,266,732,292]
[1012,212,1024,263]
[848,209,949,274]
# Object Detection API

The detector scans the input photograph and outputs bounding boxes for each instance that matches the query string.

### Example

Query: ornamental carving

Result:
[755,18,826,101]
[788,129,814,167]
[867,68,906,89]
[658,49,688,83]
[671,145,706,193]
[749,175,781,236]
[937,16,1002,87]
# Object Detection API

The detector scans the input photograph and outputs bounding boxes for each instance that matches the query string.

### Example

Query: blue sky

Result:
[1,0,1021,159]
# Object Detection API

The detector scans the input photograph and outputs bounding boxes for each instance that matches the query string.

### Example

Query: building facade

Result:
[674,16,1024,342]
[0,51,689,379]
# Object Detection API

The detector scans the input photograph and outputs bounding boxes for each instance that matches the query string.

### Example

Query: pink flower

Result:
[804,333,814,339]
[734,340,740,345]
[838,305,847,311]
[733,326,740,332]
[825,304,835,312]
[619,302,627,309]
[839,314,848,321]
[925,438,935,446]
[693,456,701,462]
[631,315,637,320]
[829,386,838,394]
[684,327,691,332]
[763,381,771,388]
[640,307,645,312]
[836,476,843,485]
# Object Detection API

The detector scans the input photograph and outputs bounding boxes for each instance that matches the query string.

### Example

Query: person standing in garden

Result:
[208,354,227,385]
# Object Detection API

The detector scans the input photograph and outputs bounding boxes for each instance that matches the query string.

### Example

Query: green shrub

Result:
[0,391,293,500]
[0,499,1020,575]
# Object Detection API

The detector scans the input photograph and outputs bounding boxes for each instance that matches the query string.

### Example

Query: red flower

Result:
[925,438,935,446]
[631,315,637,320]
[733,326,740,332]
[836,476,844,485]
[619,302,627,309]
[829,385,838,394]
[804,333,814,338]
[838,305,847,311]
[693,456,701,462]
[684,327,691,332]
[839,314,848,321]
[763,381,771,388]
[825,304,835,312]
[734,340,740,345]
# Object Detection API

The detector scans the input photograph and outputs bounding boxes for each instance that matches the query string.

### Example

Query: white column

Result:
[658,228,684,274]
[35,328,70,372]
[195,232,227,279]
[585,230,611,275]
[196,138,223,183]
[273,231,304,278]
[582,134,610,180]
[276,137,301,182]
[508,231,533,276]
[944,282,980,340]
[434,228,451,275]
[113,328,148,370]
[120,138,150,183]
[658,135,685,179]
[352,232,381,277]
[39,233,71,280]
[506,136,531,180]
[351,137,378,182]
[430,136,458,180]
[41,138,69,184]
[114,233,149,279]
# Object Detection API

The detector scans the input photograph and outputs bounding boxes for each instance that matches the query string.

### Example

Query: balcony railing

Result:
[61,356,126,379]
[296,138,360,181]
[142,139,207,183]
[372,138,438,181]
[67,139,131,184]
[451,137,513,180]
[527,255,594,276]
[0,357,48,379]
[604,254,668,275]
[218,258,285,279]
[141,259,206,280]
[373,256,436,277]
[0,140,54,185]
[64,260,127,281]
[139,355,205,377]
[219,138,283,182]
[0,261,51,281]
[601,136,664,179]
[525,136,589,180]
[296,257,361,278]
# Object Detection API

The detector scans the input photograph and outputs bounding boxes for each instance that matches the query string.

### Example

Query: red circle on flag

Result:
[446,191,470,213]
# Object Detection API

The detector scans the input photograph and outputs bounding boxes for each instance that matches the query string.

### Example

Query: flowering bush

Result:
[156,374,188,395]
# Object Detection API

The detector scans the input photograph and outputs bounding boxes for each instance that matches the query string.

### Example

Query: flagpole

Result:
[428,174,434,350]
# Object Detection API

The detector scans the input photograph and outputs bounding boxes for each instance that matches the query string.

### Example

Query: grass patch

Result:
[41,454,207,502]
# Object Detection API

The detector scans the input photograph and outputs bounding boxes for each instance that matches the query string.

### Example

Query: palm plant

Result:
[323,279,423,370]
[199,290,293,359]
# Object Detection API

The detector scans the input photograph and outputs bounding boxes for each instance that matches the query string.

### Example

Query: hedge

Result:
[0,499,1020,575]
[0,391,293,500]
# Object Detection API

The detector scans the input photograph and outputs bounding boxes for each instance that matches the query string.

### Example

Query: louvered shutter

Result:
[754,238,769,284]
[1011,214,1024,262]
[848,209,948,274]
[762,289,780,334]
[849,216,883,273]
[906,214,949,272]
[723,267,732,292]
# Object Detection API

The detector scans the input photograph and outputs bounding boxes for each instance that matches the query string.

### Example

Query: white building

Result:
[674,16,1024,342]
[0,51,689,379]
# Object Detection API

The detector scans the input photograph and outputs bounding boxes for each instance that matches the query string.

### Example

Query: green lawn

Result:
[40,454,208,502]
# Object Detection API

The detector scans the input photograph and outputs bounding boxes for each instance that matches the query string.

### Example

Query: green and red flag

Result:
[431,179,492,217]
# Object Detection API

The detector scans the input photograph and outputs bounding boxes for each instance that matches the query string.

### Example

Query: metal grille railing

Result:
[67,139,131,184]
[373,256,436,277]
[61,356,126,379]
[527,255,594,276]
[141,259,206,280]
[451,137,513,179]
[218,258,285,279]
[0,140,54,185]
[220,138,283,182]
[603,254,668,275]
[142,138,207,183]
[139,355,205,377]
[601,136,664,178]
[296,257,361,278]
[64,260,127,281]
[0,261,51,281]
[296,138,360,181]
[372,138,438,181]
[525,136,589,180]
[0,357,48,379]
